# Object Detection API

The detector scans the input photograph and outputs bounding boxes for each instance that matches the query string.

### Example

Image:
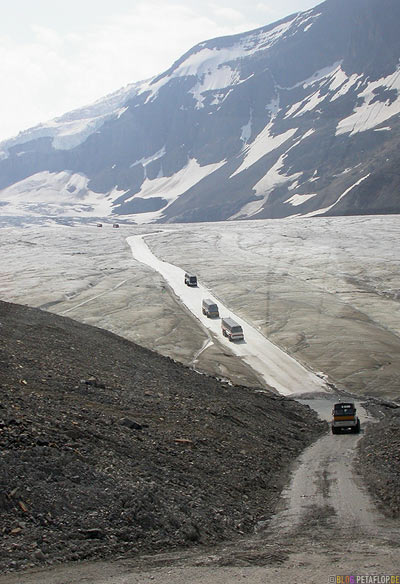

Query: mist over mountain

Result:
[1,0,399,223]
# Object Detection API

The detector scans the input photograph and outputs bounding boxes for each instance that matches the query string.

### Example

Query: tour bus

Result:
[221,317,244,341]
[184,273,197,287]
[202,299,219,318]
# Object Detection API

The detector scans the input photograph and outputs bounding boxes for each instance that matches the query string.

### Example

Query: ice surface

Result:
[127,233,327,396]
[1,216,400,398]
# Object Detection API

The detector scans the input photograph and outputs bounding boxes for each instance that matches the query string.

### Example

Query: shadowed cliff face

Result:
[1,0,400,224]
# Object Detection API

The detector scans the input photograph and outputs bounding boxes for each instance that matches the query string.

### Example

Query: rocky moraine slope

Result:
[1,298,400,577]
[0,300,326,573]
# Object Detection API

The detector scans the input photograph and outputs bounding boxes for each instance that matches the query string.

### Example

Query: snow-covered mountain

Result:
[1,0,400,223]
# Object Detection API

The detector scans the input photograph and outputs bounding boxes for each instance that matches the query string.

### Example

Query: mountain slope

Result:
[0,300,326,571]
[0,0,400,223]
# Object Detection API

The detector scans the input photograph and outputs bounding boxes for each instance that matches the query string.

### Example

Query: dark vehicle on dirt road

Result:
[331,402,360,434]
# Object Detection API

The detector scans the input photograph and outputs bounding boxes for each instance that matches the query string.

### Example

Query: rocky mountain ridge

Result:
[0,0,399,223]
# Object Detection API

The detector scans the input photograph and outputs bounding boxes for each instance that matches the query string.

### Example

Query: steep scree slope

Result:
[0,301,326,572]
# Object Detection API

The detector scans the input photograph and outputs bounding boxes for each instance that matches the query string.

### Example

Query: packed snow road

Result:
[2,217,400,398]
[126,233,327,396]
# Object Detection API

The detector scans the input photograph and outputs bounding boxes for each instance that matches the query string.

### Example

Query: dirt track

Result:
[1,303,399,584]
[2,395,399,584]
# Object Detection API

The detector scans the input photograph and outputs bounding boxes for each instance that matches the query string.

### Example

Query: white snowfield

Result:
[0,171,116,218]
[126,234,328,396]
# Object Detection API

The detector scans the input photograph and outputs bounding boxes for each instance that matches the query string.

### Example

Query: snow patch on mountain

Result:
[190,66,240,109]
[283,63,355,118]
[240,110,253,143]
[285,193,318,206]
[124,157,225,223]
[142,46,248,105]
[253,155,302,200]
[239,9,321,54]
[336,68,400,135]
[298,174,371,218]
[231,126,314,218]
[230,154,302,220]
[231,122,297,177]
[130,147,166,178]
[292,89,327,117]
[142,15,305,107]
[241,17,297,52]
[0,82,141,157]
[280,62,342,93]
[0,171,114,217]
[210,88,235,108]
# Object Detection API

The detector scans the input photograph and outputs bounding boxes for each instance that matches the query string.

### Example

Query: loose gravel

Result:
[357,401,400,518]
[0,301,326,573]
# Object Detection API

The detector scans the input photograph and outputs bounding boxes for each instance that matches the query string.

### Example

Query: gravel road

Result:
[2,395,399,584]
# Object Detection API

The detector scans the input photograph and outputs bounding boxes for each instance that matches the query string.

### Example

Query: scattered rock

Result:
[358,412,400,517]
[0,299,327,574]
[33,550,46,561]
[81,377,106,389]
[119,418,143,430]
[82,528,105,540]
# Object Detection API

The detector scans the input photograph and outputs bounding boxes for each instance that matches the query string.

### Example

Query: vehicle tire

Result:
[354,420,361,434]
[332,426,338,434]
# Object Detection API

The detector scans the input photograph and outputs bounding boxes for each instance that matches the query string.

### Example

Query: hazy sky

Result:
[0,0,322,141]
